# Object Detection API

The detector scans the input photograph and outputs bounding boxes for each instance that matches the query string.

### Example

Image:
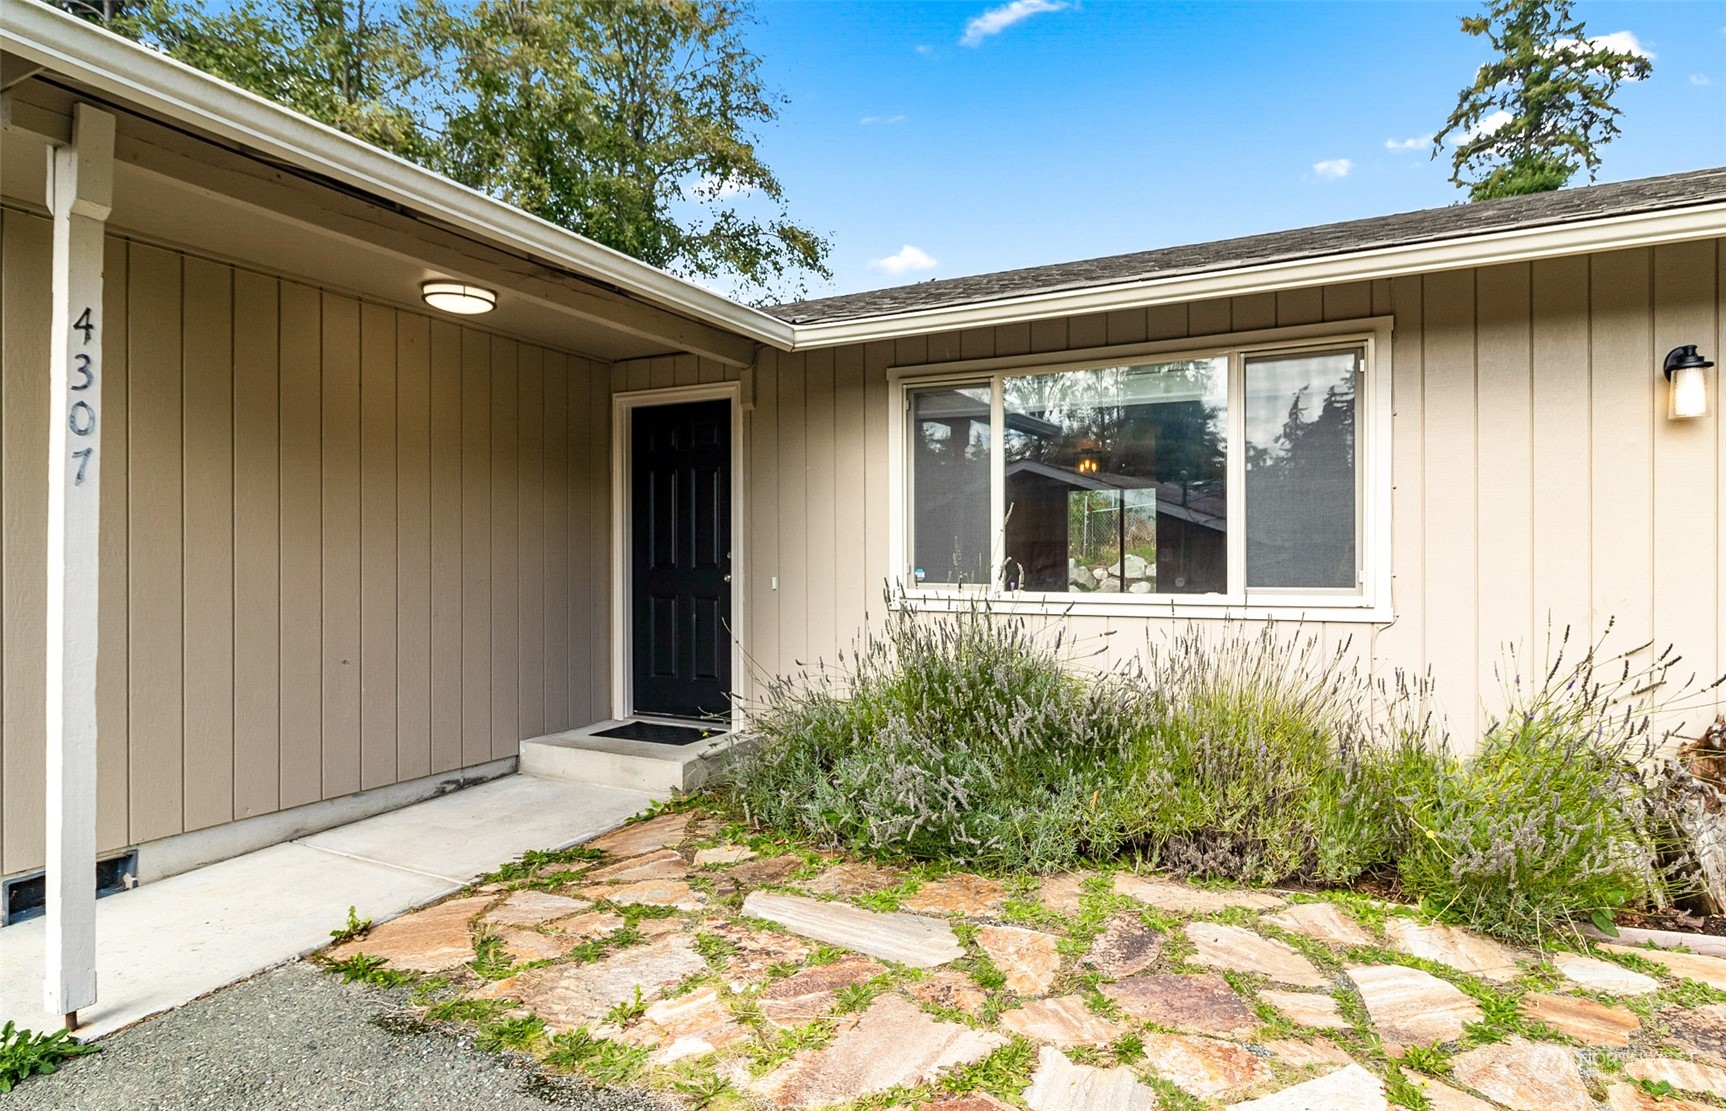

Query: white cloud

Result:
[860,114,907,125]
[1692,74,1713,86]
[960,0,1068,47]
[1384,137,1424,152]
[1561,30,1654,60]
[1458,108,1515,144]
[870,244,939,276]
[1311,158,1354,180]
[691,174,751,200]
[915,44,934,55]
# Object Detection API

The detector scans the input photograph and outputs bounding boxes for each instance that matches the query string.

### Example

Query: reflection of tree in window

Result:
[1245,351,1358,589]
[1002,360,1228,595]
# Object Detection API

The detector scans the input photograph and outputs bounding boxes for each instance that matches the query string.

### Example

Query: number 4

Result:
[73,307,94,344]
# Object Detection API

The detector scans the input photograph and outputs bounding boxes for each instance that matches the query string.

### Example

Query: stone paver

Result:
[1520,992,1640,1046]
[1083,917,1162,979]
[549,910,625,939]
[742,891,964,968]
[1184,921,1327,987]
[694,919,812,981]
[800,861,903,897]
[483,890,592,927]
[1552,952,1660,995]
[1624,1057,1726,1099]
[900,875,1006,915]
[693,846,757,866]
[756,955,885,1026]
[1449,1037,1592,1111]
[1263,902,1375,948]
[717,853,804,890]
[752,995,1006,1109]
[494,926,569,963]
[476,934,707,1032]
[1605,1083,1713,1111]
[1385,918,1522,983]
[327,895,488,972]
[1346,964,1483,1049]
[1263,1037,1352,1067]
[1226,1063,1387,1111]
[1260,989,1349,1029]
[1023,1046,1157,1111]
[1603,943,1726,990]
[1419,1081,1498,1111]
[975,925,1061,995]
[572,877,702,909]
[1114,873,1284,913]
[920,1096,1017,1111]
[1140,1032,1275,1099]
[998,995,1127,1048]
[1667,1003,1726,1066]
[634,984,747,1064]
[1103,972,1261,1038]
[1038,873,1089,915]
[588,813,690,857]
[907,970,989,1013]
[584,848,689,883]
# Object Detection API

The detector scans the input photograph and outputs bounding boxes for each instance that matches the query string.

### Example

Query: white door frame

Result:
[610,382,746,723]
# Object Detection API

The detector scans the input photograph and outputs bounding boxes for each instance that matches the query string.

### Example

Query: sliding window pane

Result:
[1001,359,1228,594]
[908,386,993,586]
[1244,349,1359,589]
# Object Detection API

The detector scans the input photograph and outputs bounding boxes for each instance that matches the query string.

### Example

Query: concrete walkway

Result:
[0,774,654,1039]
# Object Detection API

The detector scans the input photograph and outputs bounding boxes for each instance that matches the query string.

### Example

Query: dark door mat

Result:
[594,721,725,746]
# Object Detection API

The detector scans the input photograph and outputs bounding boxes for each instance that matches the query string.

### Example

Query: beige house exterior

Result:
[3,0,1725,940]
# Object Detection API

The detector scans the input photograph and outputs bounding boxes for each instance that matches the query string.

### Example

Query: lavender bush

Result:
[1397,627,1680,942]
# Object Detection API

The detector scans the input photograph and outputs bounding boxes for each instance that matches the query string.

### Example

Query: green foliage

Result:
[1435,0,1652,200]
[937,1037,1037,1100]
[0,1022,97,1093]
[122,0,429,157]
[473,845,604,886]
[330,905,372,943]
[731,598,1133,871]
[424,997,508,1023]
[1397,628,1671,943]
[605,986,647,1027]
[544,1026,649,1085]
[1109,624,1439,886]
[476,1014,545,1052]
[97,0,828,298]
[468,932,515,980]
[326,952,414,987]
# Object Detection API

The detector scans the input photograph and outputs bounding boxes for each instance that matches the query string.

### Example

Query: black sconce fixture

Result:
[1665,345,1713,421]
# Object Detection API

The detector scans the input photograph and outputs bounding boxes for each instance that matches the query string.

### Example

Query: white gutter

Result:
[0,0,796,350]
[785,200,1726,349]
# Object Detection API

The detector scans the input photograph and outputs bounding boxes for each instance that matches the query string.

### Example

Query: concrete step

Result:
[519,719,751,794]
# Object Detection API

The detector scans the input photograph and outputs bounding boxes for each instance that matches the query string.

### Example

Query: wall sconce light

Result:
[1665,345,1713,421]
[421,280,497,315]
[1075,452,1101,475]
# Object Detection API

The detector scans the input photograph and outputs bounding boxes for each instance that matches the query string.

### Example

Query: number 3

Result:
[71,353,93,391]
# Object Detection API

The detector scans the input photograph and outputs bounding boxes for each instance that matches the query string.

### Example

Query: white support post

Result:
[44,102,114,1031]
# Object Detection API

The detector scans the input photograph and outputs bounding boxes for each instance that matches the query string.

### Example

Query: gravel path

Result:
[6,962,668,1111]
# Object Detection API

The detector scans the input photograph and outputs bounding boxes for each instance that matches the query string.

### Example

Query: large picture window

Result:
[899,335,1378,609]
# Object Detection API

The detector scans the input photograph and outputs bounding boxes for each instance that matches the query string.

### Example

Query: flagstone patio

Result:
[317,806,1726,1110]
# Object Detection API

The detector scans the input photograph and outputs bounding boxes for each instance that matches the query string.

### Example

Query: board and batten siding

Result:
[0,215,613,876]
[620,243,1726,743]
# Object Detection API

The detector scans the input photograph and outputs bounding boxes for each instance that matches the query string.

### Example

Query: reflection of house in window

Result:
[1004,460,1226,594]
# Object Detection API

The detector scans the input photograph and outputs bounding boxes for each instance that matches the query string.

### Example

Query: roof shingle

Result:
[769,166,1726,325]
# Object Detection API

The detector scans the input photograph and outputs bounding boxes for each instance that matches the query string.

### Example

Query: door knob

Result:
[723,573,732,582]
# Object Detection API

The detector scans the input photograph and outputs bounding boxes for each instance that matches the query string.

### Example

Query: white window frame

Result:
[886,316,1394,622]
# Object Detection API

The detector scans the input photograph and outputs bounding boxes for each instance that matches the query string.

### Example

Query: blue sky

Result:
[730,1,1726,299]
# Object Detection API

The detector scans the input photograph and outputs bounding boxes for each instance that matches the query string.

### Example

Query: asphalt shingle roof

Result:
[768,166,1726,325]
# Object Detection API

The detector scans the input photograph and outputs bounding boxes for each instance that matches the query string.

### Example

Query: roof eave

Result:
[1,0,796,351]
[784,198,1726,349]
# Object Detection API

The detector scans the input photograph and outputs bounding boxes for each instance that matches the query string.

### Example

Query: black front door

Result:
[631,400,732,720]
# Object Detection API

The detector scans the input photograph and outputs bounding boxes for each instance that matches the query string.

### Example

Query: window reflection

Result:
[908,386,993,585]
[1002,359,1228,595]
[1245,350,1358,589]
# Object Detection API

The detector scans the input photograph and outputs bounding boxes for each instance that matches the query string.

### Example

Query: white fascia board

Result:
[786,200,1726,349]
[0,0,795,350]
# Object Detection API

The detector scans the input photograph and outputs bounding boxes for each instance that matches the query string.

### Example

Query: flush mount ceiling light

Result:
[420,280,497,315]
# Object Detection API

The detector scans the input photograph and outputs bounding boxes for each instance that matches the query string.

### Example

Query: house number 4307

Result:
[68,305,96,485]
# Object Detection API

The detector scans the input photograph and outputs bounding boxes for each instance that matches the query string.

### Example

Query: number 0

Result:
[68,400,96,436]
